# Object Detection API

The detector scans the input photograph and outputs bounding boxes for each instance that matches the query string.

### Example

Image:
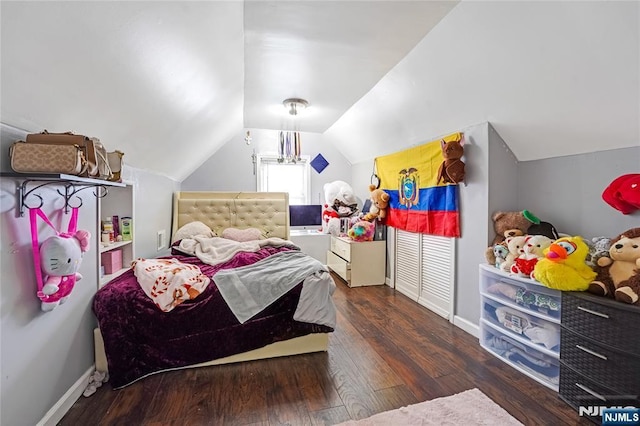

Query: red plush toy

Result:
[602,174,640,215]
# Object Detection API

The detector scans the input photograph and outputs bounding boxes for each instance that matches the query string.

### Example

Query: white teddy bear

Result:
[321,180,359,236]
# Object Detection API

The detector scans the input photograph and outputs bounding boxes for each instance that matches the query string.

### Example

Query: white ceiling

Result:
[1,1,638,182]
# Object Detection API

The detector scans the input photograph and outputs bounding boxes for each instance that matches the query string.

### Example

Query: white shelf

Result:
[100,266,130,287]
[99,239,132,253]
[97,181,134,289]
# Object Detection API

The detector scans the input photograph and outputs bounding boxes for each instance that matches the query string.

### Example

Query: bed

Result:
[93,191,336,389]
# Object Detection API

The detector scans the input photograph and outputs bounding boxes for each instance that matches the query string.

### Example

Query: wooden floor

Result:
[60,273,589,426]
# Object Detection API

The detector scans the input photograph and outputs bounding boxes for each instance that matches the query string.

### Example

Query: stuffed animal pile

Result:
[485,210,560,266]
[321,180,359,236]
[484,212,640,305]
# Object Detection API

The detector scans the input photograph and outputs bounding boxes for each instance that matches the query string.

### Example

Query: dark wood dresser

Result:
[559,291,640,425]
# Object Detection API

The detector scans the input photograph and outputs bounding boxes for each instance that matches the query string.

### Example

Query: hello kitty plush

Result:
[39,230,91,311]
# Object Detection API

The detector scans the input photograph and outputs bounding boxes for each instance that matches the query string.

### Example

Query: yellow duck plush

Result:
[533,236,597,291]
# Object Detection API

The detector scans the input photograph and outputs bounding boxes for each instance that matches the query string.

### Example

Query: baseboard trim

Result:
[453,315,479,338]
[37,365,94,426]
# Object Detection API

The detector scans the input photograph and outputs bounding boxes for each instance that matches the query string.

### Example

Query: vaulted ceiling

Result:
[1,1,638,181]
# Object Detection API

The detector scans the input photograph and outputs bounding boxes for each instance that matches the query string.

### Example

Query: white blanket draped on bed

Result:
[213,251,336,328]
[176,236,300,266]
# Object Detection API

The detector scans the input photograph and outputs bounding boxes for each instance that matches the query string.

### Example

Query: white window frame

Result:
[256,154,311,205]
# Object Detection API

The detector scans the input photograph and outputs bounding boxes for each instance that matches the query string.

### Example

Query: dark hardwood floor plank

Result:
[308,406,351,426]
[97,372,165,426]
[331,310,405,390]
[292,352,344,412]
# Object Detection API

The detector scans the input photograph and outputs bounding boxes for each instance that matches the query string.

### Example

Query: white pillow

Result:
[221,227,263,242]
[172,221,215,243]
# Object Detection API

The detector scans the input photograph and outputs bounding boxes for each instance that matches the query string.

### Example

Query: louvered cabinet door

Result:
[419,235,455,320]
[394,229,421,301]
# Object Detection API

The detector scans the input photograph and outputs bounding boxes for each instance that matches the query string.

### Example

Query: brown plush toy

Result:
[588,227,640,305]
[362,185,390,222]
[485,211,533,265]
[437,139,465,184]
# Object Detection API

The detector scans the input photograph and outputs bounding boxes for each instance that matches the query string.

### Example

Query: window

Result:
[256,155,310,205]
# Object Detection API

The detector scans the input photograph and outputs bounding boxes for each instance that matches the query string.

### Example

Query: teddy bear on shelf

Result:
[501,235,528,273]
[588,227,640,305]
[510,235,553,279]
[39,230,91,311]
[362,184,390,222]
[485,211,533,266]
[437,138,465,185]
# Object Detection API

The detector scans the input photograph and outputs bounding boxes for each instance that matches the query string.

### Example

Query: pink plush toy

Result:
[39,230,91,311]
[348,220,375,242]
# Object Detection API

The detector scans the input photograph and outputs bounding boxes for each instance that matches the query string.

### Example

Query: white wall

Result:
[181,129,353,206]
[0,123,179,425]
[518,147,640,238]
[325,1,639,165]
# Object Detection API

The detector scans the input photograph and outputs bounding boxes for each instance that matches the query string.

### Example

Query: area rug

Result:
[336,388,523,425]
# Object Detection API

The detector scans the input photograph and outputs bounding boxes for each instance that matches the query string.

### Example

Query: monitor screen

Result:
[289,204,323,228]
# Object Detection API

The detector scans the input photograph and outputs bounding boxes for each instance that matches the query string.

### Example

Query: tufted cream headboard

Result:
[172,191,290,240]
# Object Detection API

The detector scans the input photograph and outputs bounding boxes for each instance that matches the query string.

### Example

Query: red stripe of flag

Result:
[386,208,460,237]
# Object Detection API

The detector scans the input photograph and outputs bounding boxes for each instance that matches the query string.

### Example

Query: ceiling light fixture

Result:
[283,98,309,116]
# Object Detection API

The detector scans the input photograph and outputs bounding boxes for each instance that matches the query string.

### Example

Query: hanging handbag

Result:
[107,150,124,182]
[9,141,87,175]
[93,139,113,180]
[25,130,102,178]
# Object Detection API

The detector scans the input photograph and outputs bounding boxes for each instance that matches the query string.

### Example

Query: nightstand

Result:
[327,236,386,287]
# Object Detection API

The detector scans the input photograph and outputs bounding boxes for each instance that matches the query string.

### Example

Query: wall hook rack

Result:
[0,173,125,217]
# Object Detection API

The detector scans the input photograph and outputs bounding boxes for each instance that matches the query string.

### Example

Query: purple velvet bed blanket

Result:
[93,246,333,389]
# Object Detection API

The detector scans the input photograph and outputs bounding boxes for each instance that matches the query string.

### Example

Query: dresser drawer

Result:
[559,362,639,421]
[561,328,640,394]
[330,237,351,262]
[562,292,640,355]
[327,250,351,283]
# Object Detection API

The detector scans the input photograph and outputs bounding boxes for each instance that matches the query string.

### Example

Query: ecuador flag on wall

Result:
[375,132,462,237]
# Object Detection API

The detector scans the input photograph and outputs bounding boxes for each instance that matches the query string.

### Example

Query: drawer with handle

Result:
[327,250,351,283]
[559,362,639,419]
[561,292,640,355]
[560,328,640,394]
[330,237,351,262]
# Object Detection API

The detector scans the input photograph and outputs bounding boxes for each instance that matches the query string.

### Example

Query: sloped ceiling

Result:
[1,1,638,182]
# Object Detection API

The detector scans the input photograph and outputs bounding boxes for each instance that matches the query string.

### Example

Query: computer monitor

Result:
[289,204,323,230]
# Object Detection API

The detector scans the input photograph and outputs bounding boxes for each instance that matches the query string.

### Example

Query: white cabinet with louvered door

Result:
[420,235,455,319]
[394,229,455,320]
[395,230,421,300]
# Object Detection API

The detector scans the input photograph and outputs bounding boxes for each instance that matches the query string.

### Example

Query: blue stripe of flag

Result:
[386,185,458,212]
